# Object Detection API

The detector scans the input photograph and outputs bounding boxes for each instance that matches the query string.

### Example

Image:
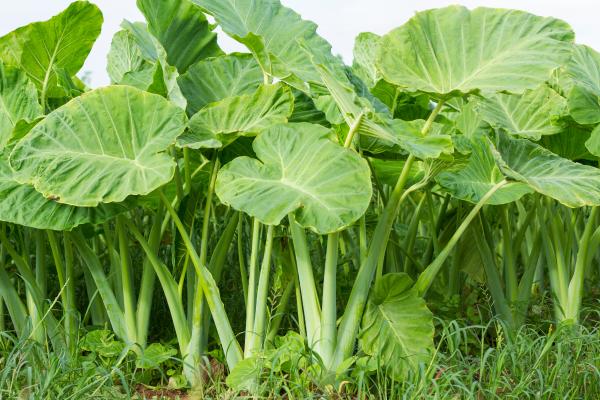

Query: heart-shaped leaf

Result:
[9,86,187,207]
[377,6,574,96]
[216,123,372,234]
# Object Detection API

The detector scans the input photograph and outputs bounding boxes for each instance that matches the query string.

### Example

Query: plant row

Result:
[1,0,600,391]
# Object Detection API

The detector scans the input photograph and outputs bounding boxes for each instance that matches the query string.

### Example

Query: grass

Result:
[1,317,599,400]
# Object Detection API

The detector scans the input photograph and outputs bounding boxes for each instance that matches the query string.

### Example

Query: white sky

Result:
[1,0,598,87]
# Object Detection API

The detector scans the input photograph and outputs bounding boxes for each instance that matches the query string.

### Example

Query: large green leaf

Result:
[475,86,566,140]
[377,6,573,97]
[492,132,600,207]
[0,63,43,149]
[0,152,122,230]
[191,0,343,89]
[437,137,532,205]
[178,83,293,149]
[0,1,103,100]
[216,123,372,234]
[137,0,221,73]
[9,86,187,207]
[565,46,600,124]
[359,273,434,379]
[178,54,263,115]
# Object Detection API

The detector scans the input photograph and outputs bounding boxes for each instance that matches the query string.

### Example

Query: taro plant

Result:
[0,0,600,394]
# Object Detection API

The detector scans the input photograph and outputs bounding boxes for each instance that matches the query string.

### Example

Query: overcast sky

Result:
[1,0,598,87]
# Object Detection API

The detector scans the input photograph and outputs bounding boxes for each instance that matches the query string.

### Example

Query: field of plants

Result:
[1,0,600,398]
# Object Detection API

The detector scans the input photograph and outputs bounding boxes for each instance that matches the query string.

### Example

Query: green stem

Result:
[474,214,514,330]
[63,232,77,352]
[359,216,367,265]
[403,195,426,274]
[0,229,45,310]
[136,204,164,349]
[125,219,191,357]
[48,231,77,354]
[193,155,220,358]
[421,194,451,267]
[199,213,240,352]
[0,296,4,332]
[173,148,185,204]
[0,248,27,335]
[514,234,542,327]
[565,206,599,323]
[70,231,129,342]
[183,148,192,195]
[289,215,322,351]
[425,190,440,256]
[244,218,261,356]
[415,180,508,295]
[34,231,47,298]
[103,223,123,308]
[0,227,62,347]
[501,206,518,303]
[249,225,275,354]
[321,232,339,367]
[538,204,565,320]
[116,215,138,344]
[159,190,243,370]
[200,156,220,265]
[344,112,364,148]
[237,214,249,303]
[290,247,306,339]
[549,202,570,307]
